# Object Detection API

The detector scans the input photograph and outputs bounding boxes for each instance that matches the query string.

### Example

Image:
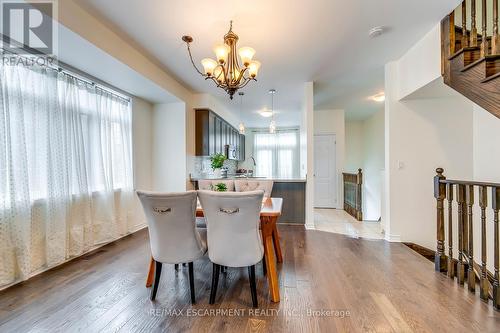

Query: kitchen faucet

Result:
[247,156,256,177]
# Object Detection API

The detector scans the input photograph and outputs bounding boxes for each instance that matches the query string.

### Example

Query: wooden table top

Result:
[196,197,283,217]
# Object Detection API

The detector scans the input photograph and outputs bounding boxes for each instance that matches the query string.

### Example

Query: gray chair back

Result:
[136,190,206,264]
[234,180,274,197]
[198,179,235,191]
[197,190,264,267]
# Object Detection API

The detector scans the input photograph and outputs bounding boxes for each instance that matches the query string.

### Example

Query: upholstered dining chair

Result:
[234,180,274,198]
[198,179,235,191]
[136,190,207,304]
[198,190,264,308]
[196,180,235,229]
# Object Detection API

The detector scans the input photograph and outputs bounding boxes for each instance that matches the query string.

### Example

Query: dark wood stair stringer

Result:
[441,16,500,119]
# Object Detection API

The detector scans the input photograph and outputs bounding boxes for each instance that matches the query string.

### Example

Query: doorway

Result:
[314,134,336,208]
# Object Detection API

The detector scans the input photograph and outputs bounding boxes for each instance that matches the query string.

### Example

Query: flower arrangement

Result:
[212,183,228,192]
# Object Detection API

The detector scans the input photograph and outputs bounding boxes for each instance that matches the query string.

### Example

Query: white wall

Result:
[473,105,500,183]
[345,121,364,172]
[132,97,154,191]
[343,111,385,221]
[397,24,442,100]
[303,82,315,228]
[152,102,187,192]
[385,61,474,246]
[362,109,385,221]
[313,109,345,210]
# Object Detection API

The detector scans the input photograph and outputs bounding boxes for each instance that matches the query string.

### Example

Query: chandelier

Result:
[182,21,261,99]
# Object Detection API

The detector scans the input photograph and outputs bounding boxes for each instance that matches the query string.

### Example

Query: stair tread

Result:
[449,47,481,61]
[461,54,500,73]
[481,71,500,83]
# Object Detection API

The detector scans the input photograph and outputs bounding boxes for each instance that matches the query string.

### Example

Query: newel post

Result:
[434,168,447,272]
[356,168,363,221]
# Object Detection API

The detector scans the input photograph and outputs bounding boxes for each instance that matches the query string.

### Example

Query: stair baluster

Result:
[457,184,466,285]
[471,0,479,47]
[466,185,475,292]
[481,0,489,57]
[493,187,500,309]
[494,0,499,54]
[479,186,489,301]
[447,183,455,278]
[462,1,469,49]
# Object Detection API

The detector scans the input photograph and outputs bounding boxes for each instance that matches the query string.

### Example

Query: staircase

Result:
[434,168,500,310]
[441,0,500,118]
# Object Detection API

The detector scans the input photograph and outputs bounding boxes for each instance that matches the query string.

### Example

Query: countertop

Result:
[190,176,306,183]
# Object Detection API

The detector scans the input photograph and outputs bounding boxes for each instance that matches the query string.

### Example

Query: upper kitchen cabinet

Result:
[195,108,245,161]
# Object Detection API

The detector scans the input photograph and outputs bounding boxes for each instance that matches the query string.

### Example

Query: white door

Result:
[314,134,337,208]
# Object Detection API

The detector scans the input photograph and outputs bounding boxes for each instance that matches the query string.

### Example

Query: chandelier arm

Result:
[213,64,224,82]
[239,77,255,89]
[184,42,206,76]
[235,66,248,83]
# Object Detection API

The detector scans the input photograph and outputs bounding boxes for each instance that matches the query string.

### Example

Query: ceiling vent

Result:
[369,26,385,38]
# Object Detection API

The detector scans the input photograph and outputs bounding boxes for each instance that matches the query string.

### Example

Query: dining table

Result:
[145,197,284,303]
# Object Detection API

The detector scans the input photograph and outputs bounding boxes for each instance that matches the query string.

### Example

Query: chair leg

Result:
[209,263,220,304]
[188,262,195,304]
[174,264,179,271]
[150,261,162,301]
[248,265,258,308]
[262,257,267,276]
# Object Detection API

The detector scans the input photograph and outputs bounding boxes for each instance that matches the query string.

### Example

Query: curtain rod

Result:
[1,35,131,103]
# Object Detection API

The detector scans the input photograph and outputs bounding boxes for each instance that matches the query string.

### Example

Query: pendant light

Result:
[269,89,276,134]
[238,92,245,134]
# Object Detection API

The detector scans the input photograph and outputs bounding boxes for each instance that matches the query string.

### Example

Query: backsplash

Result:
[191,156,237,178]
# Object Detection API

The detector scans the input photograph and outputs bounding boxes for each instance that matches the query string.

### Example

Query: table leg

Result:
[272,224,283,263]
[261,217,280,302]
[146,256,155,288]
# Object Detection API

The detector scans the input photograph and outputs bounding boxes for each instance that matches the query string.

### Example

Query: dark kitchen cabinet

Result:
[195,108,245,160]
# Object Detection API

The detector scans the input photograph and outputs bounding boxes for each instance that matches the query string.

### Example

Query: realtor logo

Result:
[1,0,55,55]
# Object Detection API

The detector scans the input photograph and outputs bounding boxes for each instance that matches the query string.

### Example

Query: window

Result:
[1,62,132,204]
[253,129,300,178]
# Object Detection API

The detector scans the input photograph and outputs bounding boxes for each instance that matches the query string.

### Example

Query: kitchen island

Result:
[190,177,306,224]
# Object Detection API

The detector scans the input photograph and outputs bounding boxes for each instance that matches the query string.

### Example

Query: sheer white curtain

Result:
[0,61,134,287]
[253,130,300,178]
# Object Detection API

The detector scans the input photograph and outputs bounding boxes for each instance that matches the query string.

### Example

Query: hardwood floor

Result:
[1,226,499,332]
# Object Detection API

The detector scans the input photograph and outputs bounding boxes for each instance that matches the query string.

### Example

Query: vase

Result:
[212,168,222,178]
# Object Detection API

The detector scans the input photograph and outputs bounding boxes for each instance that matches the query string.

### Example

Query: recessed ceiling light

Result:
[369,26,385,38]
[260,108,273,117]
[371,92,385,102]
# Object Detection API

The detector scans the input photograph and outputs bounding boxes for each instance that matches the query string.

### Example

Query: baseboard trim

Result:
[305,223,316,230]
[0,224,148,291]
[384,233,401,242]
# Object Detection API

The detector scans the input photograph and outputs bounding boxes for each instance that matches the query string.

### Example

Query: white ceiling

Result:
[74,0,460,124]
[58,24,179,104]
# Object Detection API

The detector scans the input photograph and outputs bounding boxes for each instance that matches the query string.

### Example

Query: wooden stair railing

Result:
[343,169,362,221]
[434,168,500,310]
[441,0,500,119]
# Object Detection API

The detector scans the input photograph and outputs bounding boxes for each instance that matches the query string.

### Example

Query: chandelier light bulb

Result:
[201,58,217,76]
[213,43,230,64]
[238,47,255,67]
[239,122,245,134]
[248,61,261,78]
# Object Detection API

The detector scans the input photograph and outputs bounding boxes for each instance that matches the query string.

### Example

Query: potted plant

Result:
[210,153,226,178]
[212,183,228,192]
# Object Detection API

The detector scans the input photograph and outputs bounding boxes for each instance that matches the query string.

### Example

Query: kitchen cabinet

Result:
[195,108,245,160]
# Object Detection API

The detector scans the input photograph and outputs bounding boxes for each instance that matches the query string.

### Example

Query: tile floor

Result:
[314,208,385,240]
